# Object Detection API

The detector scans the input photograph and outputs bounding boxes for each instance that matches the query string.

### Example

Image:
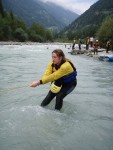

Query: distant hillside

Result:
[61,0,113,39]
[41,1,77,28]
[2,0,79,32]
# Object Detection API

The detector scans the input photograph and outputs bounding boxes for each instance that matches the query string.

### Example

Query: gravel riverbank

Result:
[0,41,113,60]
[69,46,113,60]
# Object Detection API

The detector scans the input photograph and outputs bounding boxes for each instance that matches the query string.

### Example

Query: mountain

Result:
[61,0,113,38]
[40,1,77,28]
[2,0,79,32]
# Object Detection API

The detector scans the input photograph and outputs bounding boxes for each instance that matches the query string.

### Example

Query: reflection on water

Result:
[0,44,113,150]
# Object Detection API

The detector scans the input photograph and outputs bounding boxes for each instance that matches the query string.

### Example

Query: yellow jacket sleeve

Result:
[42,61,53,76]
[41,61,74,84]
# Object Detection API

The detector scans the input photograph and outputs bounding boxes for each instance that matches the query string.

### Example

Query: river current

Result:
[0,44,113,150]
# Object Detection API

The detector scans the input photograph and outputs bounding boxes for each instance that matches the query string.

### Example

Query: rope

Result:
[0,84,29,93]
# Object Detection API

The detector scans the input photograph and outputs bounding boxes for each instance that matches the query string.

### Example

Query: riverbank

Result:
[69,46,113,61]
[0,41,41,45]
[0,41,71,45]
[1,41,113,61]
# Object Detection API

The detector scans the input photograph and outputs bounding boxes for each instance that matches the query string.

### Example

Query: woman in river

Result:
[30,49,77,111]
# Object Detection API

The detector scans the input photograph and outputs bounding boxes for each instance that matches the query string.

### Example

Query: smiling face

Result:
[52,52,62,65]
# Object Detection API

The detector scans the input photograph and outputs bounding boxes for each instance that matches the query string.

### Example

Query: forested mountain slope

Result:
[2,0,79,32]
[61,0,113,39]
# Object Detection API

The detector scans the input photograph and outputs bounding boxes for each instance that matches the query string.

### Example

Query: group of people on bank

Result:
[72,36,112,54]
[89,37,111,54]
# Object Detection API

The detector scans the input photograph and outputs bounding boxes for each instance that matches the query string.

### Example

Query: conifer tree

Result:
[0,0,4,17]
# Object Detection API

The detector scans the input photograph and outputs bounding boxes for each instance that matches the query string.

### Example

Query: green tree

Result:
[0,2,54,42]
[14,27,28,42]
[46,30,53,41]
[0,16,12,40]
[10,11,14,20]
[29,23,47,42]
[96,16,113,48]
[0,0,4,17]
[30,23,45,36]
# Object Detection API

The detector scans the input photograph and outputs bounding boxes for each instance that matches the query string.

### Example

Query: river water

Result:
[0,44,113,150]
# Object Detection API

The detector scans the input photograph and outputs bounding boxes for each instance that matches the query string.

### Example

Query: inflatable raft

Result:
[99,55,113,62]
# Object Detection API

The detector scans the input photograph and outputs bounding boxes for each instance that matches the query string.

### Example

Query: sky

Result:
[42,0,99,15]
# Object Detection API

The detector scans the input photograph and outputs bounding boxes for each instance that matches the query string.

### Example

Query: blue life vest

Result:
[62,70,77,84]
[52,60,77,85]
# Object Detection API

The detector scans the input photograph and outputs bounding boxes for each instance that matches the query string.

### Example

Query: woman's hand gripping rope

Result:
[30,80,41,87]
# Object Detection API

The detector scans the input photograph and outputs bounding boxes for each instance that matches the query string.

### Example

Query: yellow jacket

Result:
[41,61,75,84]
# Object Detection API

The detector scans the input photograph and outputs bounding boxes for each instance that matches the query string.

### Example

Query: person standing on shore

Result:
[72,38,76,50]
[78,39,82,50]
[30,49,77,111]
[86,36,90,50]
[93,40,99,55]
[106,39,111,53]
[90,37,94,47]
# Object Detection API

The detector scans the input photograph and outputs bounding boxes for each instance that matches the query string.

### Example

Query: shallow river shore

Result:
[0,41,113,60]
[0,41,71,45]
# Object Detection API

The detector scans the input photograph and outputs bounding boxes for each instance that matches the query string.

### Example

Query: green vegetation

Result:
[0,0,113,49]
[2,0,78,32]
[0,0,53,42]
[59,0,113,48]
[96,16,113,49]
